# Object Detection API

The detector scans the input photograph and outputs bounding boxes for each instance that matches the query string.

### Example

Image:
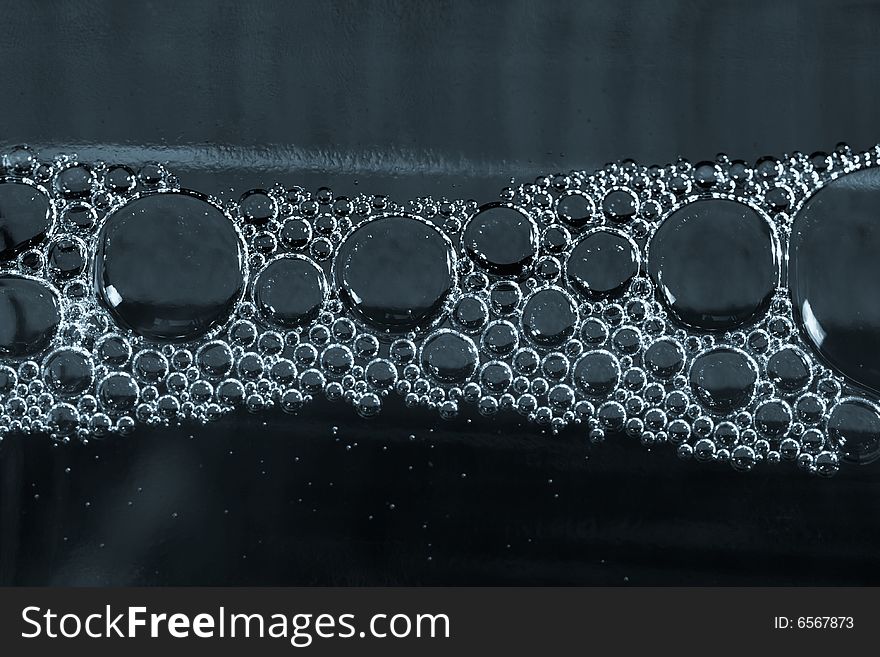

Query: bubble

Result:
[533,256,559,282]
[689,347,758,413]
[353,333,380,359]
[356,393,382,418]
[566,229,640,299]
[95,191,245,341]
[754,399,792,439]
[233,352,262,381]
[730,445,756,472]
[648,199,779,331]
[548,384,575,411]
[795,393,825,424]
[597,400,626,430]
[643,338,685,380]
[280,389,304,413]
[789,168,880,394]
[621,366,645,392]
[573,350,620,398]
[217,379,245,405]
[521,286,577,347]
[669,419,691,444]
[46,236,86,279]
[452,295,489,332]
[239,189,278,224]
[478,395,498,416]
[817,377,841,400]
[768,316,792,339]
[97,372,139,412]
[601,188,638,223]
[334,215,456,332]
[766,346,811,394]
[252,255,327,329]
[512,347,540,375]
[665,390,688,416]
[229,320,257,347]
[47,403,79,436]
[516,394,537,416]
[800,428,825,455]
[196,340,234,378]
[89,413,113,436]
[280,218,312,249]
[489,280,521,315]
[309,324,331,346]
[365,358,397,390]
[463,271,488,292]
[133,350,169,384]
[541,352,570,381]
[541,225,571,253]
[692,437,716,463]
[479,361,513,393]
[165,371,188,393]
[611,326,641,355]
[556,191,595,227]
[14,251,42,278]
[0,181,53,261]
[814,451,839,477]
[316,187,333,205]
[105,165,136,193]
[481,320,519,357]
[256,332,283,356]
[0,275,61,358]
[4,145,36,174]
[43,347,94,396]
[765,185,792,213]
[0,365,17,394]
[294,343,318,367]
[313,213,337,236]
[320,345,353,377]
[268,359,297,387]
[420,330,478,384]
[62,202,97,232]
[95,334,131,367]
[157,394,181,418]
[669,172,694,196]
[63,279,88,300]
[138,162,166,187]
[747,329,770,354]
[580,318,608,346]
[827,398,880,465]
[809,152,831,172]
[252,230,277,255]
[330,318,355,343]
[755,155,782,180]
[53,164,95,199]
[694,161,721,189]
[462,203,538,276]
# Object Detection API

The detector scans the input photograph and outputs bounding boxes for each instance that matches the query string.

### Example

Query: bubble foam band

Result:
[2,143,880,477]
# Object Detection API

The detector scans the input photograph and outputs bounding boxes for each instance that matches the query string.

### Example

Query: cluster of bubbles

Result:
[2,142,880,477]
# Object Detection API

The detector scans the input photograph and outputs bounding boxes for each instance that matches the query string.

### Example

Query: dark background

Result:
[1,0,878,585]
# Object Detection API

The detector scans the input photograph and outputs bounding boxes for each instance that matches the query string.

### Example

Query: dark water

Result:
[2,0,880,585]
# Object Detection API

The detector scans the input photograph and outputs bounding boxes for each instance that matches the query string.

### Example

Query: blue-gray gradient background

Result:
[0,0,878,584]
